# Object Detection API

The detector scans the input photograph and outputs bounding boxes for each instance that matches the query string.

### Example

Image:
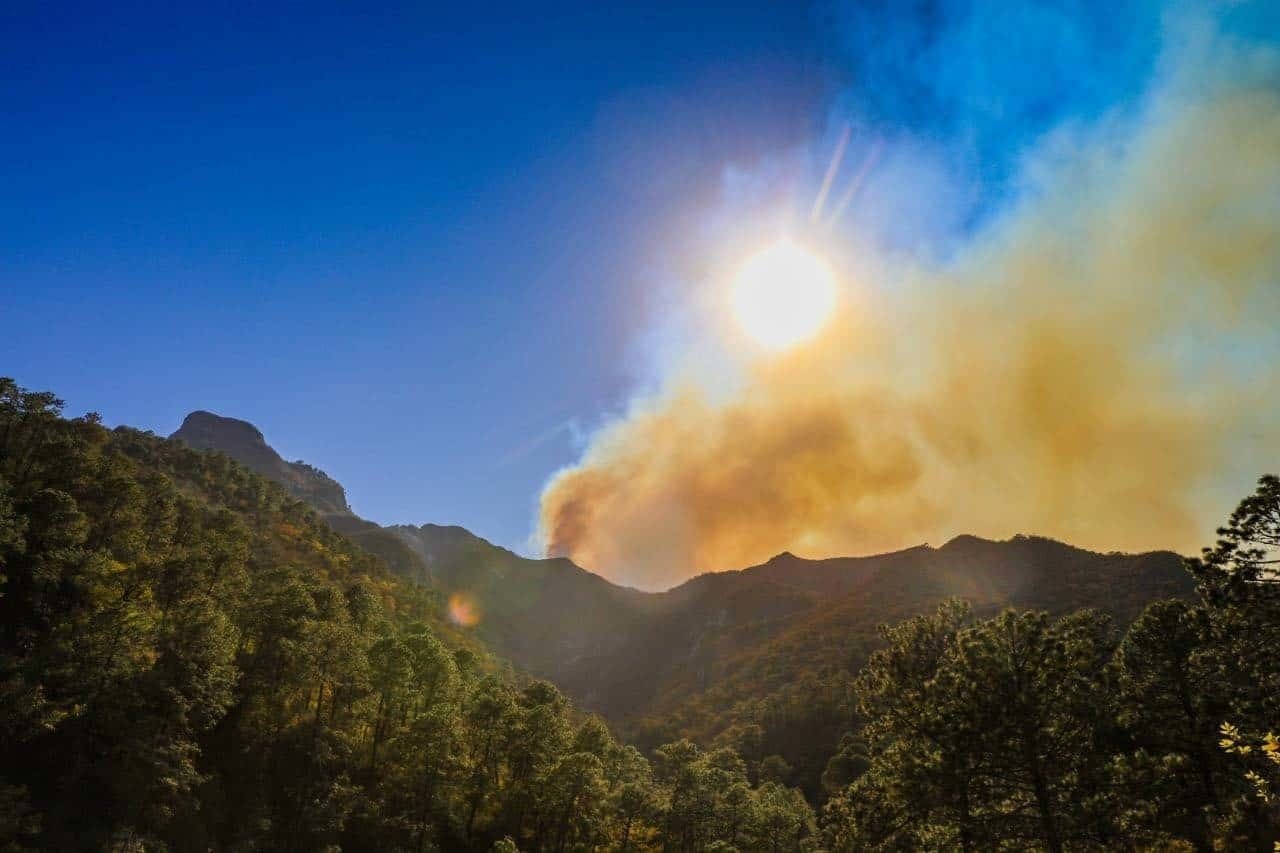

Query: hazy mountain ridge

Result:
[171,410,1195,793]
[627,535,1190,726]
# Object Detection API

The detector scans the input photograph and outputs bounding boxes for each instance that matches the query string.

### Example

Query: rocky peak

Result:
[171,410,351,515]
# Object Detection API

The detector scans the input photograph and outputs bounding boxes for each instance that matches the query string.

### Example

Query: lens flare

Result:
[731,239,837,350]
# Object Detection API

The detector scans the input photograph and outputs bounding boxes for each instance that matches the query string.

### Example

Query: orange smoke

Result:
[447,592,481,628]
[540,59,1280,591]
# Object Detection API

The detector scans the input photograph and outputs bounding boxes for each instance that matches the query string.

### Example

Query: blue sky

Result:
[4,1,1263,552]
[1,2,833,549]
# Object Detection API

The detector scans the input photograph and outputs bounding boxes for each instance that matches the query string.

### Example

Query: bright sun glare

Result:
[731,239,837,351]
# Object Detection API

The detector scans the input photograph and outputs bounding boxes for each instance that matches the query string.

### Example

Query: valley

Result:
[171,410,1194,798]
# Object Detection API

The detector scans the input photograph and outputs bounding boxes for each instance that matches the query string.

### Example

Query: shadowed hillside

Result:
[619,536,1192,797]
[174,410,1195,797]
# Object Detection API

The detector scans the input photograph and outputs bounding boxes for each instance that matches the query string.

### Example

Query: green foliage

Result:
[5,377,1275,850]
[625,537,1190,803]
[0,379,813,851]
[822,475,1280,850]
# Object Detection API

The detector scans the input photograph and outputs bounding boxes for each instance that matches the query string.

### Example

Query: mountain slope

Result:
[621,535,1191,796]
[12,381,833,851]
[172,410,351,513]
[171,411,435,581]
[172,410,1196,797]
[0,384,528,848]
[167,413,667,698]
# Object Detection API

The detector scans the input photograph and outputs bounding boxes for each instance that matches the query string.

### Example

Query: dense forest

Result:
[1,378,1278,850]
[0,381,814,851]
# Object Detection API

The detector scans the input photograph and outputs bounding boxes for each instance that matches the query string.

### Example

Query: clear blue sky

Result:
[1,2,834,549]
[8,1,1259,551]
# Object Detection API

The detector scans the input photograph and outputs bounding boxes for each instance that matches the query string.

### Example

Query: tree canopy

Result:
[0,379,817,851]
[2,378,1277,850]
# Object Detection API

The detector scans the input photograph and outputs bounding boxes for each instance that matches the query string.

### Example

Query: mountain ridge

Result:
[170,409,1195,796]
[172,410,352,514]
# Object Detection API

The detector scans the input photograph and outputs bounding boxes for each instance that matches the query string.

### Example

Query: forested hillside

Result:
[620,538,1192,800]
[7,379,1278,850]
[171,411,433,581]
[823,479,1280,850]
[0,381,816,851]
[166,408,1196,801]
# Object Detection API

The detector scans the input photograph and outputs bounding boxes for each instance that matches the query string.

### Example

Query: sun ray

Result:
[809,124,850,224]
[824,137,884,230]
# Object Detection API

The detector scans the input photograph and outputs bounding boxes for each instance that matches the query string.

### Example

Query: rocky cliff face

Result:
[170,411,351,514]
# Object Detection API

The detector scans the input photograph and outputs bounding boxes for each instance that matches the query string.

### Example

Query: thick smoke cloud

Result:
[539,14,1280,590]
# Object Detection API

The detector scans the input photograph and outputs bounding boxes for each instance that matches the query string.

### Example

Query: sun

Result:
[731,239,838,350]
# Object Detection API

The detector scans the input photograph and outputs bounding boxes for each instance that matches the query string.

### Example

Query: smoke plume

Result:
[540,16,1280,590]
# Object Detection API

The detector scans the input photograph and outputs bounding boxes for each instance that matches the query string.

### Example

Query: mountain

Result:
[168,411,659,687]
[614,535,1191,796]
[172,411,1195,796]
[377,510,1189,742]
[171,410,434,580]
[2,384,545,849]
[172,411,351,513]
